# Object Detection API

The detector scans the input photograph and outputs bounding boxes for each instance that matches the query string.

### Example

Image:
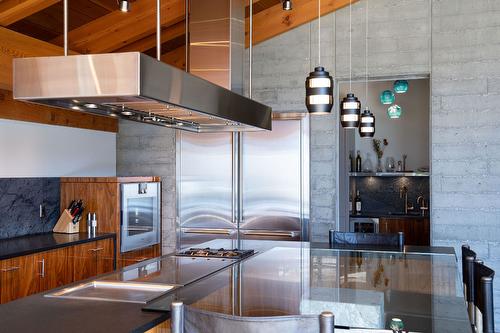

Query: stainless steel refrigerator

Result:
[178,116,309,249]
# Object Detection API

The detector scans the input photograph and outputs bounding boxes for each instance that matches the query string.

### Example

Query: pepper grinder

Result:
[91,213,97,236]
[87,212,92,236]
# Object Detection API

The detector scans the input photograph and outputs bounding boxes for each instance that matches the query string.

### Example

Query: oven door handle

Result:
[241,230,297,238]
[183,229,232,235]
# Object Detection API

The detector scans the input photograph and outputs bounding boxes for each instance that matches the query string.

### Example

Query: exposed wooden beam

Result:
[0,90,118,132]
[245,0,359,47]
[50,0,185,54]
[0,0,59,26]
[161,45,186,70]
[115,21,185,53]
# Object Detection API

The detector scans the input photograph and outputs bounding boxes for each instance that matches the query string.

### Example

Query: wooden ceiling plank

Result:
[115,20,185,53]
[50,0,185,54]
[161,45,186,70]
[0,0,60,26]
[245,0,359,47]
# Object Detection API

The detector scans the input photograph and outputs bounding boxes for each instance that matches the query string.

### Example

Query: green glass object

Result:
[387,104,402,119]
[394,80,409,93]
[390,318,404,331]
[380,90,395,105]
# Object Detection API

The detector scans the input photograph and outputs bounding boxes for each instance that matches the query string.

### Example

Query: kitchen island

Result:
[0,240,471,333]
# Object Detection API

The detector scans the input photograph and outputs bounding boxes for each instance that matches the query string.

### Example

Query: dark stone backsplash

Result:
[351,176,430,214]
[0,178,60,240]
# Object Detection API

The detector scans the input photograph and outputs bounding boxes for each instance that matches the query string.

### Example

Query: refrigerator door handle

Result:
[183,228,233,235]
[241,230,297,238]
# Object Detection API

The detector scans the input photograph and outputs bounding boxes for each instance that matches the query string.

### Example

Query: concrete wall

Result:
[116,120,177,254]
[249,0,499,326]
[0,119,116,177]
[431,0,500,326]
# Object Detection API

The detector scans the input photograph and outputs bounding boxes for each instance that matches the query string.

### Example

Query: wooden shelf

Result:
[349,172,430,177]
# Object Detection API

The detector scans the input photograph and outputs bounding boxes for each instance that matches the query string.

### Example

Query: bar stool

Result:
[461,244,477,327]
[473,260,495,333]
[170,301,335,333]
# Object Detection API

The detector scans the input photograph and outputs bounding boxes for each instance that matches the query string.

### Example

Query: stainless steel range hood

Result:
[12,51,271,132]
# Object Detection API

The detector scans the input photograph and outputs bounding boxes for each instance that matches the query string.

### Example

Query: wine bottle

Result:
[349,194,353,214]
[349,153,354,172]
[355,190,362,214]
[356,151,362,172]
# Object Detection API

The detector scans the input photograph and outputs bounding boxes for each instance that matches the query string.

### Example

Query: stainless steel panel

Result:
[13,52,271,132]
[239,230,301,241]
[179,132,234,229]
[46,281,179,304]
[240,119,309,236]
[180,228,237,250]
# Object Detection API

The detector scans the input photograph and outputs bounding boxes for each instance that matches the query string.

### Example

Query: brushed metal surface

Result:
[13,52,271,132]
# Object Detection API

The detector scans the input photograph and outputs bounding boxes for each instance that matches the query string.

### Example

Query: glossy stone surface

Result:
[0,178,60,240]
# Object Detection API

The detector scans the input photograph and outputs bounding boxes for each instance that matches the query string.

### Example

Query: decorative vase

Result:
[376,158,383,172]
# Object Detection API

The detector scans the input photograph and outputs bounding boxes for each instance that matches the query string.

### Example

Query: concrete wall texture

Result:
[248,0,500,327]
[116,120,177,255]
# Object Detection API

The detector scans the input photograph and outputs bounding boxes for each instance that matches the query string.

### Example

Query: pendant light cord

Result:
[63,0,68,56]
[318,0,321,65]
[157,0,161,61]
[349,0,352,91]
[365,0,368,106]
[249,0,253,99]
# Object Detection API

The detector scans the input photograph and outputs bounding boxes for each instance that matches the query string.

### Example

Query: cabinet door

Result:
[119,244,160,268]
[95,238,115,275]
[0,255,39,303]
[72,241,98,282]
[37,247,73,291]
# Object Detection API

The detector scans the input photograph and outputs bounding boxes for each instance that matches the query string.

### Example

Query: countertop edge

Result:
[0,233,116,260]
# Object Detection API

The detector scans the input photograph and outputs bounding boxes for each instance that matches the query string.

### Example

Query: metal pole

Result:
[157,0,161,61]
[170,301,184,333]
[319,311,335,333]
[63,0,68,56]
[249,0,253,99]
[185,0,189,72]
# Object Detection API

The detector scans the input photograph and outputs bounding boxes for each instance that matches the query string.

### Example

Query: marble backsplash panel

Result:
[0,178,60,239]
[351,176,430,214]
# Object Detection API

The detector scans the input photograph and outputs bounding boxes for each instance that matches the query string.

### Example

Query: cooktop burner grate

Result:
[176,248,255,260]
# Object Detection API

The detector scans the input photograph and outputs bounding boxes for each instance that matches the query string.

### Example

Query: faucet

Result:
[416,196,429,216]
[399,186,414,214]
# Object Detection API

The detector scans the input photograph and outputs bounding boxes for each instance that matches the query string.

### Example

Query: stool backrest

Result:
[461,245,477,303]
[329,231,404,249]
[473,261,495,333]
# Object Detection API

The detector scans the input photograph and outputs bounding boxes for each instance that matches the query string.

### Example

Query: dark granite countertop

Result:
[350,211,429,219]
[0,239,468,333]
[0,232,116,260]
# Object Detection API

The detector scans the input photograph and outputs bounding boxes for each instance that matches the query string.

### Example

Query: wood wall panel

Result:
[0,0,59,26]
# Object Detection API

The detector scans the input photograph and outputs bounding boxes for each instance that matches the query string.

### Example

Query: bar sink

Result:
[45,281,180,304]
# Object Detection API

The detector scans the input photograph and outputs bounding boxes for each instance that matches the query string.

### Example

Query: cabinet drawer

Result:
[0,254,38,303]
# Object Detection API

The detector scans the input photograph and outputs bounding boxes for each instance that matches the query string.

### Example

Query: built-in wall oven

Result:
[120,182,161,253]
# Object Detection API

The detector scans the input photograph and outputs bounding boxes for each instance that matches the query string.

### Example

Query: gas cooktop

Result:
[176,248,255,260]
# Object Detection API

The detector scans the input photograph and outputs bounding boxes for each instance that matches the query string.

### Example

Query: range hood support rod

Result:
[249,0,253,99]
[63,0,68,56]
[157,0,161,61]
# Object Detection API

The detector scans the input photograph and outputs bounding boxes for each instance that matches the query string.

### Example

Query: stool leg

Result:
[320,311,335,333]
[171,301,184,333]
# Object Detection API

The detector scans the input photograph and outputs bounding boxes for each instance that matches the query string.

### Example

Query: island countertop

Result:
[0,240,472,333]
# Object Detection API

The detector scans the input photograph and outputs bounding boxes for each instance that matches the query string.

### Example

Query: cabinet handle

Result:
[134,257,149,262]
[38,259,45,278]
[1,266,20,272]
[89,247,104,252]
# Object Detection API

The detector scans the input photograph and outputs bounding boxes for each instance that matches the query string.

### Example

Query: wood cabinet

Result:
[119,244,161,269]
[0,237,115,304]
[0,254,39,303]
[35,247,73,292]
[379,217,430,246]
[72,239,115,282]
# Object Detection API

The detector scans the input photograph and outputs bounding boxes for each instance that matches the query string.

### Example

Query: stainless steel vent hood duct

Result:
[12,1,271,133]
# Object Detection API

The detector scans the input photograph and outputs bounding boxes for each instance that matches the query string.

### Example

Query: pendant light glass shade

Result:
[387,104,402,119]
[380,90,395,105]
[394,80,409,93]
[340,93,361,128]
[359,108,375,137]
[305,66,333,114]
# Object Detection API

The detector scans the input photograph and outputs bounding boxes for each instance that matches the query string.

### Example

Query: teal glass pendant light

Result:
[380,90,395,105]
[394,80,409,93]
[387,104,402,119]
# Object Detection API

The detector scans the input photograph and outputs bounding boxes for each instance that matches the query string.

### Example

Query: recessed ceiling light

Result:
[84,103,98,109]
[71,106,81,110]
[282,0,292,11]
[119,0,130,12]
[176,122,184,126]
[121,111,133,116]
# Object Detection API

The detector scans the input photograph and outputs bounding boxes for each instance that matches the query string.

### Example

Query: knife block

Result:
[53,209,80,234]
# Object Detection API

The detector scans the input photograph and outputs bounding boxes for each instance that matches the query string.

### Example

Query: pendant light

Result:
[305,0,333,114]
[340,0,361,128]
[359,0,374,137]
[380,90,395,105]
[387,104,402,119]
[119,0,130,12]
[394,80,409,93]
